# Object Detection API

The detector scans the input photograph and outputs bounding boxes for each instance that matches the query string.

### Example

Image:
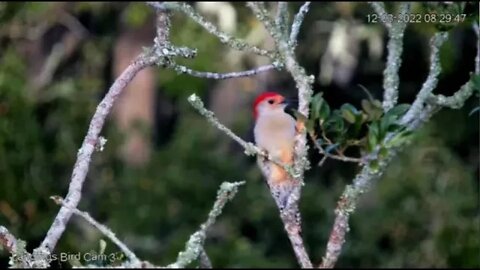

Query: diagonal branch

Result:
[37,53,157,254]
[172,63,276,80]
[168,2,276,58]
[199,248,213,269]
[50,196,140,265]
[167,181,245,268]
[289,2,311,47]
[36,7,176,255]
[400,32,448,125]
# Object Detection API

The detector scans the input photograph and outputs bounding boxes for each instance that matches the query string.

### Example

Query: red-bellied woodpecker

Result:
[253,92,298,210]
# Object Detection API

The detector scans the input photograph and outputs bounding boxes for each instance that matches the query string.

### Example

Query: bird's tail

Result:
[257,155,296,211]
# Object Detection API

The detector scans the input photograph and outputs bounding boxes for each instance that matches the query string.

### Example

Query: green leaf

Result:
[319,101,331,122]
[341,104,358,124]
[369,159,380,172]
[367,122,380,151]
[385,130,414,149]
[379,146,389,159]
[386,104,410,118]
[310,93,323,120]
[325,113,345,134]
[310,93,331,123]
[362,99,383,121]
[306,118,316,133]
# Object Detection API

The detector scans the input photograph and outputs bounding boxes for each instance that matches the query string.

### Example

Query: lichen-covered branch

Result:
[199,248,213,269]
[36,6,176,256]
[289,2,311,47]
[319,151,395,268]
[368,2,392,29]
[319,3,478,267]
[167,181,245,268]
[320,77,476,268]
[167,1,275,58]
[172,63,276,80]
[37,53,157,255]
[428,80,475,109]
[275,2,290,40]
[50,196,141,266]
[370,2,411,111]
[401,32,448,125]
[0,226,18,254]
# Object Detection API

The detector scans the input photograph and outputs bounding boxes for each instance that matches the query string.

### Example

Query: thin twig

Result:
[289,2,311,47]
[173,64,276,79]
[50,196,140,265]
[167,181,245,268]
[401,32,448,125]
[169,2,276,58]
[428,80,475,109]
[199,248,213,268]
[319,151,395,268]
[309,133,363,164]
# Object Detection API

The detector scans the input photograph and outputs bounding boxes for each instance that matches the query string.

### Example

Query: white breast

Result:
[254,111,296,158]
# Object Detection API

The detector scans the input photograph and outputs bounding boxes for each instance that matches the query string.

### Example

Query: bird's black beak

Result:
[282,98,299,118]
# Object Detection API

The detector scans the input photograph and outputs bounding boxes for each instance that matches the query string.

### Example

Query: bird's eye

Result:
[268,99,274,104]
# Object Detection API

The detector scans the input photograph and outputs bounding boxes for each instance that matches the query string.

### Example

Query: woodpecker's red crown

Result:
[253,92,286,119]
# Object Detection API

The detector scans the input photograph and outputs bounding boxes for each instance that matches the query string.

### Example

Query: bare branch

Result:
[50,196,140,265]
[319,151,395,268]
[275,2,290,40]
[199,248,213,269]
[310,133,363,164]
[36,6,178,254]
[37,53,157,254]
[401,32,448,125]
[289,2,311,47]
[0,226,18,254]
[428,80,475,109]
[172,64,276,80]
[369,2,411,111]
[168,2,276,58]
[167,181,245,268]
[146,1,166,11]
[368,2,392,29]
